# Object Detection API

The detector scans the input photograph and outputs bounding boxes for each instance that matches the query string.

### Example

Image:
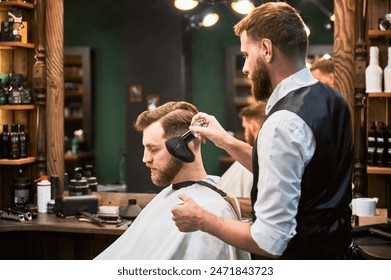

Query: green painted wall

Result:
[64,0,126,184]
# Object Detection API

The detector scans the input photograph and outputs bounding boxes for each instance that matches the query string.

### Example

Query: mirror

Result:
[64,0,334,194]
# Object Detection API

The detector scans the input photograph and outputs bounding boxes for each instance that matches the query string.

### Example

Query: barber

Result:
[172,2,354,259]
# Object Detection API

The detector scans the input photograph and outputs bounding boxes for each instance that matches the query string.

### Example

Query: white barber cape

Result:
[221,161,253,197]
[94,176,250,260]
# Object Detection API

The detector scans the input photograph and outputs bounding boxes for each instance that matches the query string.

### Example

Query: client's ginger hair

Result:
[134,101,198,139]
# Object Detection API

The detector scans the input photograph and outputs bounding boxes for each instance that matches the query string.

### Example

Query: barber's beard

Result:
[150,158,183,187]
[246,132,255,145]
[251,58,273,101]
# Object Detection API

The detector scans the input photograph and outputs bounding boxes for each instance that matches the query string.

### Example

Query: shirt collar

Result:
[265,67,317,115]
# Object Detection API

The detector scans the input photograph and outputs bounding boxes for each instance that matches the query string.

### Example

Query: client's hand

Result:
[171,194,204,232]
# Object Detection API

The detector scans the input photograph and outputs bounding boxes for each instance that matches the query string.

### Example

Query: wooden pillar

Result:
[353,0,368,198]
[33,0,47,177]
[333,0,356,113]
[46,0,64,193]
[334,0,367,197]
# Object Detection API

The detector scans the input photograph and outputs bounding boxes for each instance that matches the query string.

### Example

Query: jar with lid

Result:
[12,169,31,209]
[119,199,142,220]
[69,167,89,196]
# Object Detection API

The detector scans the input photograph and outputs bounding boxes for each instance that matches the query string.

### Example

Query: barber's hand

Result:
[190,112,231,148]
[171,194,204,232]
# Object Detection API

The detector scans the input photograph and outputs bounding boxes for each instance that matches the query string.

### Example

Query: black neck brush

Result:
[165,119,206,163]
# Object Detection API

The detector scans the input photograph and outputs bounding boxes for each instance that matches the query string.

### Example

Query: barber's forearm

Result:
[199,209,277,258]
[219,135,253,172]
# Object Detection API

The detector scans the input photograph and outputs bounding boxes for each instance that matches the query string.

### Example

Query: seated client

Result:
[94,101,250,260]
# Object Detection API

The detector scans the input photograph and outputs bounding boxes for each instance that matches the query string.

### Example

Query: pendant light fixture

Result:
[202,13,219,27]
[174,0,255,29]
[174,0,199,11]
[231,0,255,15]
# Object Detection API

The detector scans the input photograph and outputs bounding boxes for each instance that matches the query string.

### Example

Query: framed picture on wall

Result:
[129,85,143,103]
[146,94,160,110]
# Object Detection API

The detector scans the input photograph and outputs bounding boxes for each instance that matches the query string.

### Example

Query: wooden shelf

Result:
[0,42,35,50]
[0,104,35,110]
[368,92,391,98]
[0,1,34,10]
[64,151,94,161]
[368,30,391,39]
[0,157,35,165]
[367,166,391,175]
[65,116,83,121]
[65,90,83,98]
[64,56,82,66]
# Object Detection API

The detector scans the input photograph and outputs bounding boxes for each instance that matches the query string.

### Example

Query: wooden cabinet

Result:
[0,1,38,208]
[64,47,93,175]
[363,1,391,213]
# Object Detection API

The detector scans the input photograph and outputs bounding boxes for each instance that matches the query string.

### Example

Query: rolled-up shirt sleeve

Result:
[250,110,315,256]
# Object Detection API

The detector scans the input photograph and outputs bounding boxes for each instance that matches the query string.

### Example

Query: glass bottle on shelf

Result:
[0,79,7,105]
[384,47,391,92]
[365,46,383,93]
[367,121,378,166]
[9,123,20,159]
[18,124,28,158]
[20,81,32,104]
[1,124,10,159]
[376,122,388,167]
[10,78,21,104]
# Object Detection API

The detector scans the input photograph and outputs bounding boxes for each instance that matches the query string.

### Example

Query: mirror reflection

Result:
[64,0,334,195]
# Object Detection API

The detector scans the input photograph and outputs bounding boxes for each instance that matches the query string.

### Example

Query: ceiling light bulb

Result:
[231,0,255,15]
[202,13,219,27]
[330,14,335,22]
[174,0,199,11]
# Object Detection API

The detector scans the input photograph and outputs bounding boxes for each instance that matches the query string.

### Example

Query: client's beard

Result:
[151,157,183,187]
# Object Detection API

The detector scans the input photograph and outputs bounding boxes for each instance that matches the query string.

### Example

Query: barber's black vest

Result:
[251,83,354,259]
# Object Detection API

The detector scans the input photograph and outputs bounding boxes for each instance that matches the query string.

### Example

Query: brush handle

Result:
[181,119,207,143]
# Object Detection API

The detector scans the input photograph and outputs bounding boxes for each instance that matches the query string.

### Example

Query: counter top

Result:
[0,213,127,235]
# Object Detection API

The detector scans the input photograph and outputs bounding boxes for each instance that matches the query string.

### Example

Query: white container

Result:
[37,177,51,213]
[352,197,378,216]
[384,47,391,92]
[366,46,383,93]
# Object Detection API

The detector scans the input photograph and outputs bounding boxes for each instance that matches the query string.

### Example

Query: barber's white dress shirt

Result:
[95,176,250,260]
[250,67,317,256]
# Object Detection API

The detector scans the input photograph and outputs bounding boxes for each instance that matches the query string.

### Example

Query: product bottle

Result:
[384,47,391,92]
[84,165,98,192]
[37,175,51,213]
[366,46,383,93]
[388,122,391,167]
[1,124,10,159]
[9,123,19,159]
[50,175,59,200]
[20,81,31,104]
[368,121,378,166]
[119,199,142,220]
[10,79,21,104]
[0,79,6,105]
[376,122,388,166]
[18,124,27,158]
